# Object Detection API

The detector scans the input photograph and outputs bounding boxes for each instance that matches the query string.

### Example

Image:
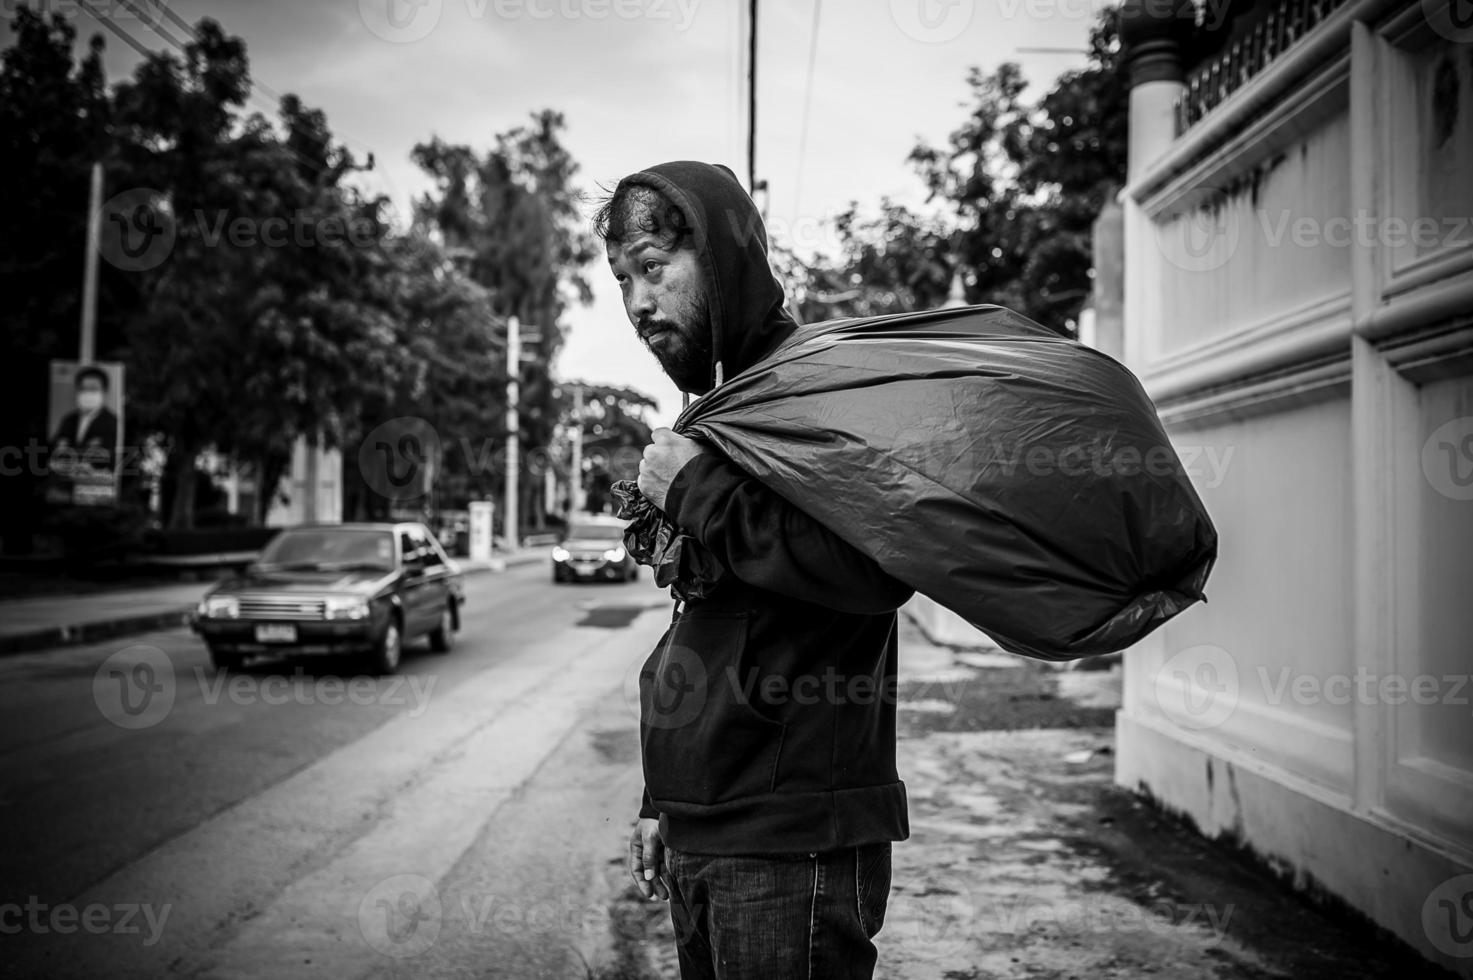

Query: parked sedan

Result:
[191,522,464,674]
[551,516,639,583]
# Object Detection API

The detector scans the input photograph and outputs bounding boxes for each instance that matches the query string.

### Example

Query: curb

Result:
[0,610,194,656]
[0,555,547,658]
[899,605,1122,672]
[899,604,997,655]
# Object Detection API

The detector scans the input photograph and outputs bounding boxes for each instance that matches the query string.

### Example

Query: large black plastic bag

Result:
[672,304,1217,662]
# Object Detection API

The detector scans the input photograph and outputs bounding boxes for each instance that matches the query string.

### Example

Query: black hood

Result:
[615,161,797,393]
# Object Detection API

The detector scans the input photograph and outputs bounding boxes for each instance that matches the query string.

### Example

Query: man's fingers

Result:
[628,827,652,899]
[641,823,663,878]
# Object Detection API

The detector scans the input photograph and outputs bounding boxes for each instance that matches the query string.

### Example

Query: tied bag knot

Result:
[611,480,727,604]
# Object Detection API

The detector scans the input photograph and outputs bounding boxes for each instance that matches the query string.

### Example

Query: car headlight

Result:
[603,546,626,562]
[199,596,239,619]
[552,546,571,562]
[324,596,371,620]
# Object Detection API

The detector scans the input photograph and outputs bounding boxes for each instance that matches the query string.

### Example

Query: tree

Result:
[554,382,656,517]
[106,21,406,527]
[0,9,112,551]
[411,112,599,533]
[777,8,1127,336]
[342,232,505,522]
[771,201,955,323]
[2,11,583,545]
[912,10,1127,333]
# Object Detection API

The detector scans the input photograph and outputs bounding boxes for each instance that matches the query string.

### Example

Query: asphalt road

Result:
[0,562,673,980]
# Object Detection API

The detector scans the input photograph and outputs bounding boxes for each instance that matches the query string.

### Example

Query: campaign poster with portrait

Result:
[47,360,125,507]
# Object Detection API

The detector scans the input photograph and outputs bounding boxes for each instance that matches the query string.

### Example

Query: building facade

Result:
[1116,0,1473,970]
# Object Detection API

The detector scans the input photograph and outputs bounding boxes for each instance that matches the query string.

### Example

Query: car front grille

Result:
[236,595,328,621]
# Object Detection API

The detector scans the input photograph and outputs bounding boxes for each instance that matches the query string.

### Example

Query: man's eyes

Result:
[610,260,664,282]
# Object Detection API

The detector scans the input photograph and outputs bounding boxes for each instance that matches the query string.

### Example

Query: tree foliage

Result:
[554,381,656,517]
[772,201,954,322]
[0,11,112,549]
[410,114,600,530]
[783,8,1127,336]
[0,10,606,541]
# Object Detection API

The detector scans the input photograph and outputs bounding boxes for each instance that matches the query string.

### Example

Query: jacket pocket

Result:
[641,611,786,806]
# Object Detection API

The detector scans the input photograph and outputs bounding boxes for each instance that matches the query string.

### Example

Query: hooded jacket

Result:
[625,162,913,854]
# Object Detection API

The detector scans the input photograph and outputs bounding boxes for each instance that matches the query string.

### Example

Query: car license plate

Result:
[255,624,298,643]
[574,563,599,575]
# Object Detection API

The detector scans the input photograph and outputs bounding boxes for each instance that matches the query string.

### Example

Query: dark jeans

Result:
[664,843,892,980]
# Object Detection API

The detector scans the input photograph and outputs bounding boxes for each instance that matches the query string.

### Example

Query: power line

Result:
[83,11,154,59]
[791,0,822,227]
[117,0,192,52]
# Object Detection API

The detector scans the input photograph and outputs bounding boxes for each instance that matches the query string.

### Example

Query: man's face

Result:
[606,232,713,393]
[76,376,105,412]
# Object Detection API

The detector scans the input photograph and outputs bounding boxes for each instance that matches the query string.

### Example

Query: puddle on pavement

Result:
[575,603,665,630]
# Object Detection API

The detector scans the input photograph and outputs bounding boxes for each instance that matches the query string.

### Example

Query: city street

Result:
[0,563,671,979]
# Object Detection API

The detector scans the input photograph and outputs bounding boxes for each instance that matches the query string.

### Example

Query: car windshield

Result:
[567,521,623,542]
[256,528,395,570]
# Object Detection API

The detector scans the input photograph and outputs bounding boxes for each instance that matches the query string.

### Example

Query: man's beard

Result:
[639,316,713,394]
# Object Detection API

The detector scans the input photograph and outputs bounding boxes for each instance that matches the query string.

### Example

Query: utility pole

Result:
[504,316,519,549]
[80,161,103,363]
[569,384,584,515]
[747,0,758,193]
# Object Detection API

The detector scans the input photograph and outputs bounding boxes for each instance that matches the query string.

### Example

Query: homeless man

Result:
[596,160,914,980]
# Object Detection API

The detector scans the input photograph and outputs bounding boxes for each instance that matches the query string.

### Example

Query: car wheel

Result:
[366,616,403,675]
[553,566,566,584]
[429,602,456,653]
[627,565,639,582]
[208,643,243,672]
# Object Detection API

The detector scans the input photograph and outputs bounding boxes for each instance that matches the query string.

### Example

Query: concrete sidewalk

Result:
[0,550,546,655]
[601,609,1449,979]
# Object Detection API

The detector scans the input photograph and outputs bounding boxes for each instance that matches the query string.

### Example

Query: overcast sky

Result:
[15,0,1100,425]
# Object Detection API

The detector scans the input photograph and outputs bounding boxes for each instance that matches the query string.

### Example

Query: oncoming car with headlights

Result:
[551,516,638,583]
[190,522,464,674]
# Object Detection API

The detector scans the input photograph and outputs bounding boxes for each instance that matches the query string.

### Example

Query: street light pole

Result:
[569,384,584,515]
[80,161,103,363]
[504,315,519,549]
